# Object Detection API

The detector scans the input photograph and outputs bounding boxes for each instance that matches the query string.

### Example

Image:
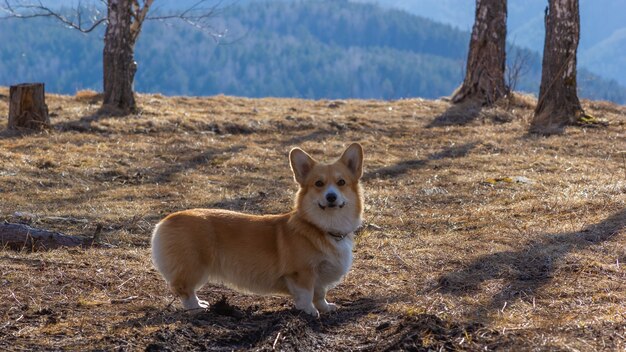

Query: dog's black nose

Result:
[326,192,337,203]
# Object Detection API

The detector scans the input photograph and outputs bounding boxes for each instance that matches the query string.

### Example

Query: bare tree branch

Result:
[1,0,227,40]
[506,47,531,93]
[129,0,153,43]
[0,0,106,33]
[147,0,228,42]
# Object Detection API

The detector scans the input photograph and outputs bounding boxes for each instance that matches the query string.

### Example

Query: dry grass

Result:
[0,87,625,351]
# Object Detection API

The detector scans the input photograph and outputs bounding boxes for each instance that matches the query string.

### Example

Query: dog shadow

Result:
[120,295,385,350]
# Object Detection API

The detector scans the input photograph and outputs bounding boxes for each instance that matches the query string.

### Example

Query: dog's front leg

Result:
[313,285,338,313]
[285,273,319,317]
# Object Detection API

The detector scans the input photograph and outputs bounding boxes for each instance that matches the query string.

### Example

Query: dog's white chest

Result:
[318,237,353,286]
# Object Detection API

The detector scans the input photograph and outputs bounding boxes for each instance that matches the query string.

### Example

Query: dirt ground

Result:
[0,88,625,351]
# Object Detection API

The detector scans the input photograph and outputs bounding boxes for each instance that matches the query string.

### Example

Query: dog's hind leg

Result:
[171,278,209,310]
[168,267,210,310]
[152,222,211,310]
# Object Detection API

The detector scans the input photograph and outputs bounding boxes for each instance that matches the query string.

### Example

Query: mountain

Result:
[356,0,626,88]
[1,0,625,103]
[134,0,470,99]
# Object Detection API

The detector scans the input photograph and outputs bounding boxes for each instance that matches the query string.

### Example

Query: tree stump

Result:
[8,83,50,130]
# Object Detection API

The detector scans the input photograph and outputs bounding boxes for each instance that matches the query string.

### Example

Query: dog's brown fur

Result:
[151,143,364,316]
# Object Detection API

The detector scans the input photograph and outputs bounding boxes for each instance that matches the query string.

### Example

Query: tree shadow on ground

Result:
[149,144,247,184]
[427,100,515,127]
[436,208,626,321]
[54,112,112,133]
[280,129,338,147]
[363,142,477,181]
[0,128,46,139]
[204,190,270,214]
[35,144,247,212]
[427,101,483,127]
[23,143,248,242]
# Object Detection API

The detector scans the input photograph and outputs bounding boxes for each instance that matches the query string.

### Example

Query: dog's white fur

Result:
[151,143,364,316]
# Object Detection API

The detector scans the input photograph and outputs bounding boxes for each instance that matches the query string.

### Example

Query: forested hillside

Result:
[360,0,626,88]
[1,0,625,102]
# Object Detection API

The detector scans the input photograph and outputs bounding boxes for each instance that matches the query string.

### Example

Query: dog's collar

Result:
[327,231,350,241]
[326,224,364,242]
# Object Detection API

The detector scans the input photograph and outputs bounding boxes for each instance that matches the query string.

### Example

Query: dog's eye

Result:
[337,179,346,186]
[315,180,324,187]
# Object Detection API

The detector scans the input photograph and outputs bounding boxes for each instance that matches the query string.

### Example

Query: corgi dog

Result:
[151,143,364,317]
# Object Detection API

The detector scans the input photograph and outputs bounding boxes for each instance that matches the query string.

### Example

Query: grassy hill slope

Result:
[0,90,624,350]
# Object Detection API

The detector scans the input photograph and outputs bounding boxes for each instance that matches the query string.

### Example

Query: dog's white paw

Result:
[317,302,338,313]
[315,298,339,313]
[324,303,338,312]
[297,303,320,317]
[181,295,209,310]
[305,308,321,318]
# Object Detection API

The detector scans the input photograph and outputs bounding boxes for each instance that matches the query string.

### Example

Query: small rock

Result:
[513,176,533,184]
[423,187,448,195]
[328,100,346,108]
[329,120,347,130]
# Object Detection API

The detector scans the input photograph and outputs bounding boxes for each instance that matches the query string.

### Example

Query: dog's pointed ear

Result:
[290,148,316,185]
[339,143,364,179]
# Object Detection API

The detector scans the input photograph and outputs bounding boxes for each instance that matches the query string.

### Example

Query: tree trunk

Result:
[452,0,508,106]
[531,0,583,134]
[0,223,92,251]
[102,0,137,114]
[8,83,50,130]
